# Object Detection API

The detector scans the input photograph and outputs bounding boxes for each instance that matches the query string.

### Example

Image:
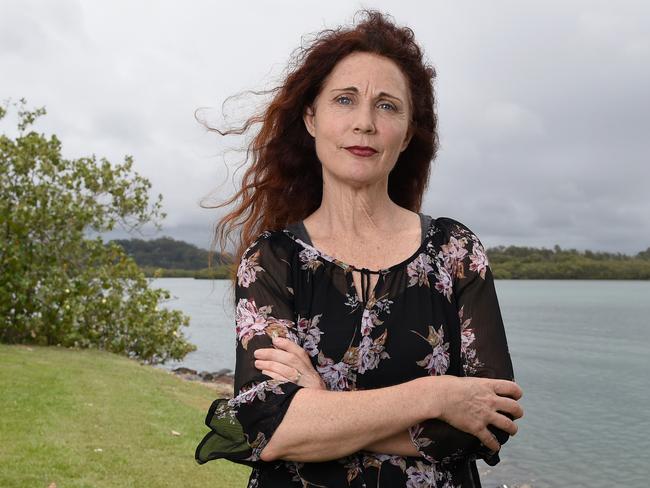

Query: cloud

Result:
[2,0,649,254]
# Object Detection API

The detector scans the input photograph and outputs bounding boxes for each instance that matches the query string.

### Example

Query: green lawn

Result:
[0,344,251,487]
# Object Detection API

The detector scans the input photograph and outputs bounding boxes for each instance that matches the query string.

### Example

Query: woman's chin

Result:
[330,173,387,189]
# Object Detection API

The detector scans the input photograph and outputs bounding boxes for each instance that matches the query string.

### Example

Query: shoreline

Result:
[167,366,234,397]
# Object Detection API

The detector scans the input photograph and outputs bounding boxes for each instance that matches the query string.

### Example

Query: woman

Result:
[196,10,523,488]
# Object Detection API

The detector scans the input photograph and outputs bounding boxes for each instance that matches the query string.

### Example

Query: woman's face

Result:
[303,51,413,188]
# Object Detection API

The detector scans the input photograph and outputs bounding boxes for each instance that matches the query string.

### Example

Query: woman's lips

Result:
[345,146,378,157]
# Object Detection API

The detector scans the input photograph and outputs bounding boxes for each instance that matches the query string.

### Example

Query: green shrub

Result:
[0,99,195,363]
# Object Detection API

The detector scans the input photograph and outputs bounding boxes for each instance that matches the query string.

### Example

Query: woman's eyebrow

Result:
[331,87,403,103]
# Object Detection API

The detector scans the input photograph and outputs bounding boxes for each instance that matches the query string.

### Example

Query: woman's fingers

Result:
[477,428,500,454]
[258,360,325,389]
[495,396,524,420]
[254,346,303,370]
[493,379,523,400]
[254,339,326,389]
[490,411,519,436]
[255,338,312,370]
[255,359,299,381]
[438,376,523,447]
[273,336,309,358]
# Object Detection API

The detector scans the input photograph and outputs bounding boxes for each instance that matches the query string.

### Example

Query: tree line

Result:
[488,244,650,280]
[114,237,650,280]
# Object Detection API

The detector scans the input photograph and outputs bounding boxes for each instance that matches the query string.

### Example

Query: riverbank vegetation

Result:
[0,344,248,487]
[488,245,650,279]
[0,99,194,363]
[117,237,650,280]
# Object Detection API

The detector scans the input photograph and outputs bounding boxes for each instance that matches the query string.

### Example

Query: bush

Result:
[0,99,196,364]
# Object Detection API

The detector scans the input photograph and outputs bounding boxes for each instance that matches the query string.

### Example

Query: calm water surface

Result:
[153,278,650,488]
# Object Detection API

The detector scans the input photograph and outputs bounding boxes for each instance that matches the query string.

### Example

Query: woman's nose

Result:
[353,104,376,134]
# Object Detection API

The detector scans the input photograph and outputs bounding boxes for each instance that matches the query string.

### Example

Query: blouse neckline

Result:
[282,213,435,274]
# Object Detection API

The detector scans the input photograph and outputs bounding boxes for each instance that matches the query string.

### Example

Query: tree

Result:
[0,99,195,364]
[637,247,650,260]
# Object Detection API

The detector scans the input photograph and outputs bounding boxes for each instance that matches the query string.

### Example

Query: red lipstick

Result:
[345,146,378,157]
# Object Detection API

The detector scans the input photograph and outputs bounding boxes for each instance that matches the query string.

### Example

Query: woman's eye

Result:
[378,102,396,111]
[336,96,353,105]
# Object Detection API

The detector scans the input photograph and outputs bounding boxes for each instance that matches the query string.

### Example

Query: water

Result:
[153,278,650,487]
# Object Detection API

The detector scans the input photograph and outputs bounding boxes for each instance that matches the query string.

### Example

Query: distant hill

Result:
[487,245,650,280]
[111,236,650,280]
[111,237,231,270]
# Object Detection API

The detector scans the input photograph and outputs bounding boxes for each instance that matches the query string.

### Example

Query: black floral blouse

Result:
[196,215,515,488]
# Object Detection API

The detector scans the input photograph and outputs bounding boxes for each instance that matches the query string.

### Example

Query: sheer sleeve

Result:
[408,218,515,466]
[195,232,303,467]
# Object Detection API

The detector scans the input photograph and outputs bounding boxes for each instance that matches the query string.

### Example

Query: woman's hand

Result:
[253,336,327,390]
[434,376,524,453]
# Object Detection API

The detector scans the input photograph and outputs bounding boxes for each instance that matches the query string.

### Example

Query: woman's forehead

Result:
[322,52,410,97]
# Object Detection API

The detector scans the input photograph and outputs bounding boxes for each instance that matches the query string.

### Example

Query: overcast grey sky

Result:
[2,0,649,253]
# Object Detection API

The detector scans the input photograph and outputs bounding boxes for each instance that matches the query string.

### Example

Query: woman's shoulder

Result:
[236,230,300,288]
[240,229,300,264]
[427,217,488,260]
[431,216,484,243]
[428,217,491,280]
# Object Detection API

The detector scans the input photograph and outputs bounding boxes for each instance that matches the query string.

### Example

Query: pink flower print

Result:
[359,302,388,337]
[235,298,270,349]
[406,253,434,287]
[235,298,294,350]
[298,248,322,272]
[295,314,323,357]
[237,249,264,288]
[405,461,437,488]
[469,243,489,279]
[458,306,482,375]
[439,236,469,280]
[363,453,407,472]
[229,379,286,407]
[458,306,476,355]
[317,352,355,391]
[412,325,450,375]
[360,308,375,336]
[373,296,393,314]
[357,331,390,374]
[434,266,453,302]
[417,343,450,376]
[408,424,432,449]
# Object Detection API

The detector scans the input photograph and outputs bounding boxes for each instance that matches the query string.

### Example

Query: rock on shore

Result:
[170,367,234,396]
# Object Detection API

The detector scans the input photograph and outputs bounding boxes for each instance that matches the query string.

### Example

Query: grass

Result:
[0,344,251,487]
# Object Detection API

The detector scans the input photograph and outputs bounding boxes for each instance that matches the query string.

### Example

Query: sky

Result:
[2,0,649,254]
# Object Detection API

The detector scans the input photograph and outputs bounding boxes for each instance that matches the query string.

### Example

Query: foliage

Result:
[141,265,233,279]
[636,247,650,260]
[112,236,232,270]
[0,99,195,363]
[487,245,650,280]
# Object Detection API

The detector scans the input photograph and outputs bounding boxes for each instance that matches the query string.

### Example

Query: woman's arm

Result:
[261,374,521,463]
[260,376,434,462]
[364,429,421,457]
[406,218,522,466]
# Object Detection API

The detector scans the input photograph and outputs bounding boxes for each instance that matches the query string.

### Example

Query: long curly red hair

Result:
[205,10,438,273]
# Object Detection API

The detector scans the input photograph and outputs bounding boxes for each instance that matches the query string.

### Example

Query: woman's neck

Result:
[304,177,416,240]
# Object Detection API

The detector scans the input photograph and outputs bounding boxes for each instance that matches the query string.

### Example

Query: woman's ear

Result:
[303,106,316,138]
